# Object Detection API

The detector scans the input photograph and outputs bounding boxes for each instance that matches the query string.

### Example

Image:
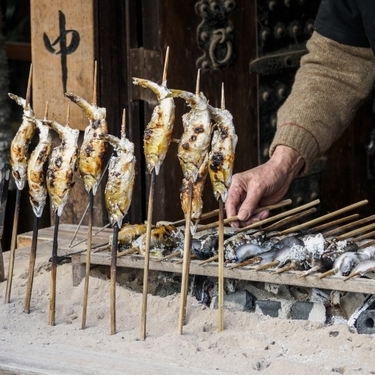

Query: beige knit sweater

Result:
[270,31,375,174]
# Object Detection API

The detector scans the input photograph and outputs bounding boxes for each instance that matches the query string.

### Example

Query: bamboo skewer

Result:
[276,199,368,236]
[236,199,320,233]
[110,223,119,335]
[178,179,193,335]
[355,230,375,242]
[68,161,111,249]
[81,191,93,329]
[357,238,375,250]
[196,199,292,232]
[81,63,98,330]
[218,199,224,332]
[49,213,59,326]
[5,64,33,304]
[310,214,359,233]
[322,214,375,238]
[5,188,21,304]
[139,46,171,341]
[335,222,375,241]
[140,171,155,340]
[262,207,317,233]
[24,102,49,314]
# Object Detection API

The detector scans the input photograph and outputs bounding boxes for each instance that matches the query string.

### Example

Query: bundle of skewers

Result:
[5,55,375,339]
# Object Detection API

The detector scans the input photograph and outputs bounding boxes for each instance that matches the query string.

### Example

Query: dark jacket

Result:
[314,0,375,54]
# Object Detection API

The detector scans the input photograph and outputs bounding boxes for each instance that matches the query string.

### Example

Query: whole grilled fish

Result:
[65,92,108,195]
[8,94,36,190]
[208,103,237,202]
[132,77,175,175]
[104,133,136,227]
[170,89,212,182]
[27,116,52,217]
[43,119,79,216]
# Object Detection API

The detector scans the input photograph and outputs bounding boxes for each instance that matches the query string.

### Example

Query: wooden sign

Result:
[30,0,95,130]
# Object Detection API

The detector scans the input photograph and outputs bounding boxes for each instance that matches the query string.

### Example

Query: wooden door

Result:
[127,0,258,224]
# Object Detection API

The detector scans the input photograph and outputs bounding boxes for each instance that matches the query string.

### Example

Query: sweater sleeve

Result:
[269,31,375,174]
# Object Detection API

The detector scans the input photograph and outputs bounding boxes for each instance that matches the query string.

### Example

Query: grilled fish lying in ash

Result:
[132,224,184,257]
[43,119,79,216]
[8,94,36,190]
[65,92,108,195]
[132,77,175,175]
[104,132,136,228]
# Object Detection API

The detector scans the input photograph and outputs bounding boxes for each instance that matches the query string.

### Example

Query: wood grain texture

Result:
[30,0,95,130]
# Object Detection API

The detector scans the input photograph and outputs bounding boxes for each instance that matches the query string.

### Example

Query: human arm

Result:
[226,32,375,226]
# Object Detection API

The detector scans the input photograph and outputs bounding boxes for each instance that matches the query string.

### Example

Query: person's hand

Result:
[225,145,305,227]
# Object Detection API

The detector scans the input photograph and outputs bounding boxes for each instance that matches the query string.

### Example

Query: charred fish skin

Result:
[132,77,175,175]
[207,105,238,202]
[170,89,212,182]
[180,153,208,220]
[104,133,136,228]
[43,120,79,217]
[8,94,36,190]
[65,92,108,195]
[27,117,52,217]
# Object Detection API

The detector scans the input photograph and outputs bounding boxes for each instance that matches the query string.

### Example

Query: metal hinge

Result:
[130,47,162,104]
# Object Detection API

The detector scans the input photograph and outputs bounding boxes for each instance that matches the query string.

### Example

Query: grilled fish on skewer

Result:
[180,153,208,223]
[8,94,36,190]
[27,114,52,217]
[104,133,136,228]
[65,92,108,195]
[43,119,79,216]
[344,259,375,281]
[207,103,237,202]
[132,77,175,175]
[170,88,212,182]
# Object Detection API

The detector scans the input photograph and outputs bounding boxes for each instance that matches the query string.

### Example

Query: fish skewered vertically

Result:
[170,70,212,335]
[65,92,108,195]
[133,48,176,340]
[104,110,136,335]
[208,83,238,203]
[180,153,209,224]
[27,104,52,217]
[132,49,175,176]
[24,103,52,313]
[43,114,79,216]
[104,117,136,228]
[66,72,109,330]
[43,108,79,326]
[8,94,36,190]
[5,65,35,304]
[170,72,212,183]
